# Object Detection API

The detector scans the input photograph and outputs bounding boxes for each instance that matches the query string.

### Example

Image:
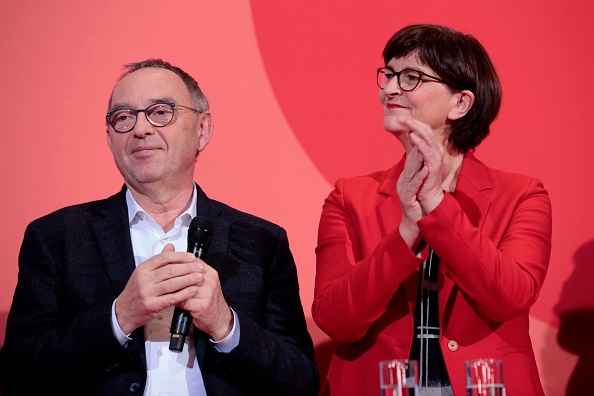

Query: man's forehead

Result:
[112,67,190,102]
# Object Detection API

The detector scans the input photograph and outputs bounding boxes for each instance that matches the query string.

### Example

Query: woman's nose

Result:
[383,77,402,95]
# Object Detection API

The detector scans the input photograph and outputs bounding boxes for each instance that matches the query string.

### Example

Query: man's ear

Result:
[448,90,475,120]
[197,112,214,153]
[106,128,113,150]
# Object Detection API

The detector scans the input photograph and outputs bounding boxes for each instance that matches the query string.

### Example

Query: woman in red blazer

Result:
[312,24,551,396]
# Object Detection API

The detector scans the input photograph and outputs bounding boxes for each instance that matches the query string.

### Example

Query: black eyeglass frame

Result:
[376,67,462,92]
[106,102,200,133]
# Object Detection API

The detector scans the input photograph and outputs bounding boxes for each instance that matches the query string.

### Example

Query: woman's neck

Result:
[441,148,464,193]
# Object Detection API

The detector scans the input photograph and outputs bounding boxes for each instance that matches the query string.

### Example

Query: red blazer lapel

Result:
[376,158,405,238]
[440,152,493,315]
[375,157,420,314]
[452,151,492,230]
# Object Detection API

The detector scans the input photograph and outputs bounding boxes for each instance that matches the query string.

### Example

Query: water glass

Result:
[465,358,506,396]
[379,359,419,396]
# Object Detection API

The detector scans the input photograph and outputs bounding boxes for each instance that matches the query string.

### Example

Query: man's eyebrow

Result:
[108,103,132,112]
[108,98,176,112]
[151,97,176,104]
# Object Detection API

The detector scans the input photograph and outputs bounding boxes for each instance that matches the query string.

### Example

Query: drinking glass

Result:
[379,359,419,396]
[465,358,506,396]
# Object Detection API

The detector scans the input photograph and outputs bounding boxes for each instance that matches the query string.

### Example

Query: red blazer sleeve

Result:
[312,177,422,343]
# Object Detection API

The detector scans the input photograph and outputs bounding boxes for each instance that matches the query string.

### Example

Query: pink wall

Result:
[1,1,592,394]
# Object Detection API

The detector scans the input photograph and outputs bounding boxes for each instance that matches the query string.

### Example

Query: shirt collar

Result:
[125,185,198,226]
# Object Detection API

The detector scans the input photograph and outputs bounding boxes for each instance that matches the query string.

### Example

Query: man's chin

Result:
[124,170,167,187]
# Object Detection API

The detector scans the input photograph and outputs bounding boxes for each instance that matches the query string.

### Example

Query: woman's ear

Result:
[448,90,475,120]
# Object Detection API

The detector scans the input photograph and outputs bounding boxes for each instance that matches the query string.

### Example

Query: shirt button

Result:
[129,382,141,393]
[157,350,163,357]
[447,340,459,351]
[156,313,164,320]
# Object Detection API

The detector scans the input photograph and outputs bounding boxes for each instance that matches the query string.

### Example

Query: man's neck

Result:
[127,181,195,233]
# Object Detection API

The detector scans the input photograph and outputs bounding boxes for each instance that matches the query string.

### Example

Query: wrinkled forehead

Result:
[110,67,192,109]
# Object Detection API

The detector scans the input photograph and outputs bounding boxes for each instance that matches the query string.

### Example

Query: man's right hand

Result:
[114,243,203,335]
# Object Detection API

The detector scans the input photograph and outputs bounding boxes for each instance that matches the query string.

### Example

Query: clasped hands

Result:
[115,243,233,341]
[396,116,448,249]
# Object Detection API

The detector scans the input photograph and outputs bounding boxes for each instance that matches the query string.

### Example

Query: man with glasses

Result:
[0,59,319,396]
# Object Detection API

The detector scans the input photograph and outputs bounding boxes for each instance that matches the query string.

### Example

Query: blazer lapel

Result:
[92,187,136,294]
[452,151,492,230]
[375,158,420,311]
[193,185,232,368]
[195,185,231,266]
[376,158,406,238]
[440,152,493,315]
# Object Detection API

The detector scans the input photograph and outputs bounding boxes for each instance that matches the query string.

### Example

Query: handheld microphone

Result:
[169,216,215,352]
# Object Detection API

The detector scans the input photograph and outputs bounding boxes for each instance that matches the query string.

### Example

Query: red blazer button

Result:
[447,340,459,351]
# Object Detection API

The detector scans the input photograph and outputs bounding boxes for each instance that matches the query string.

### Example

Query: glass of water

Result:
[465,358,506,396]
[379,359,419,396]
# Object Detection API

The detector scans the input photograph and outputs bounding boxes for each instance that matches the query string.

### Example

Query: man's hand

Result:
[115,243,203,335]
[178,260,234,341]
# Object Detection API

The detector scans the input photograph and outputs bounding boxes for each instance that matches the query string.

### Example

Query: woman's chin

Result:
[383,119,409,136]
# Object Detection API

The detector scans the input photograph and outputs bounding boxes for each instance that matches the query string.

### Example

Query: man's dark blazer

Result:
[0,185,319,395]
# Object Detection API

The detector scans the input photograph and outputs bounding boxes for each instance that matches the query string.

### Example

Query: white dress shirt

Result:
[110,186,240,396]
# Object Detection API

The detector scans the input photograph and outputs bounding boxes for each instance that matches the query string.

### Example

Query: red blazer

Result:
[312,152,551,395]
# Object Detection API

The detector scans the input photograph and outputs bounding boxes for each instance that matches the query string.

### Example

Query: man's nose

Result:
[132,111,156,137]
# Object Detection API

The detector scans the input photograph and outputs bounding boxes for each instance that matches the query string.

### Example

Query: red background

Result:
[1,1,592,394]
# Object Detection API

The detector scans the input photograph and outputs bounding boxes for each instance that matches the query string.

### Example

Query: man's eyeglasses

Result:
[106,102,199,133]
[376,67,452,92]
